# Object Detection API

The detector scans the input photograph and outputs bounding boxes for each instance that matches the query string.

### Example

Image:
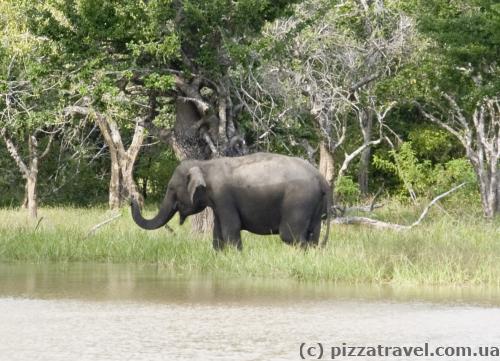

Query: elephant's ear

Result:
[187,166,206,205]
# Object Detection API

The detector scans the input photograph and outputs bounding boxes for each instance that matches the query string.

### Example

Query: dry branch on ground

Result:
[332,182,467,230]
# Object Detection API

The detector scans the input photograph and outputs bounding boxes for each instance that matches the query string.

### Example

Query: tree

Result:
[63,100,148,209]
[30,0,170,209]
[417,96,499,218]
[409,0,500,218]
[0,0,63,218]
[162,0,299,157]
[33,0,299,221]
[240,0,417,193]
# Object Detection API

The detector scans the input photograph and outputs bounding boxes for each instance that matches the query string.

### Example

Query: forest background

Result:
[0,0,499,222]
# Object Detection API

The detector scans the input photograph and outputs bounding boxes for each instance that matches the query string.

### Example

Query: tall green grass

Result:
[0,205,499,285]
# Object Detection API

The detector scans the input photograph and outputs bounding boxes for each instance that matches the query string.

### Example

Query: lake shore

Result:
[1,207,499,285]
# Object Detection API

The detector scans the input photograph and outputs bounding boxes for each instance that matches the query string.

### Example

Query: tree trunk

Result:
[478,182,492,219]
[108,148,121,210]
[26,174,37,219]
[122,165,143,204]
[21,175,38,219]
[358,148,371,195]
[171,99,216,233]
[96,114,145,209]
[467,148,499,219]
[417,96,500,219]
[22,183,28,209]
[190,208,214,234]
[358,108,373,195]
[143,78,246,234]
[20,168,38,220]
[491,160,499,216]
[497,168,500,214]
[476,159,499,219]
[480,184,496,219]
[1,130,48,219]
[319,141,335,186]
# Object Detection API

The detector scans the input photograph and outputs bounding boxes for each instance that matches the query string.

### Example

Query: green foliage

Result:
[175,0,300,74]
[143,73,175,92]
[433,158,477,196]
[239,110,318,156]
[0,148,23,207]
[373,142,478,201]
[403,0,500,107]
[135,147,179,201]
[0,0,495,216]
[0,0,63,131]
[374,142,432,197]
[418,0,500,68]
[129,34,180,64]
[408,126,461,163]
[335,176,361,205]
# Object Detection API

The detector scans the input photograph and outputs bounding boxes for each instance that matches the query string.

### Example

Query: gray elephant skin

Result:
[131,152,331,250]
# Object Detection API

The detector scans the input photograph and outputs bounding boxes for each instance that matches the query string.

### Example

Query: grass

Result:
[0,203,499,285]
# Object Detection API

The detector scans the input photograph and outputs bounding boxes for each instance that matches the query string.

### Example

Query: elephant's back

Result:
[229,153,321,185]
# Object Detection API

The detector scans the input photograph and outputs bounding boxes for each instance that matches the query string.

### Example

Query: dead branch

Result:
[332,182,467,230]
[349,73,380,93]
[370,183,385,211]
[164,224,176,234]
[344,203,384,213]
[86,212,122,237]
[34,216,44,231]
[335,184,385,216]
[337,137,382,180]
[1,129,30,177]
[409,182,467,227]
[40,133,55,160]
[178,96,210,114]
[332,216,409,230]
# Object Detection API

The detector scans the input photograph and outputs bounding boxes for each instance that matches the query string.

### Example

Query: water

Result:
[1,263,500,361]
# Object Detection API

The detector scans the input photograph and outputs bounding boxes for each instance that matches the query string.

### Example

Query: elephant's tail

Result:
[319,181,331,248]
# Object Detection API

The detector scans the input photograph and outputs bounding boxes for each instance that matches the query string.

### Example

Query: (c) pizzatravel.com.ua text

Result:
[299,342,500,359]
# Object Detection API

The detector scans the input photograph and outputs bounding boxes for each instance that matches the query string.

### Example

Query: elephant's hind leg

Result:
[306,200,324,246]
[307,218,321,246]
[280,188,319,247]
[279,218,309,247]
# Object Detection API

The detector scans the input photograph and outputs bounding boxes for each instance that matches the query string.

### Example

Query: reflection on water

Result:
[0,263,500,361]
[2,263,500,305]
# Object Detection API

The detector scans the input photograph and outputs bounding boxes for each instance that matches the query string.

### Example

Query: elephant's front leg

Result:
[216,207,242,250]
[212,214,225,250]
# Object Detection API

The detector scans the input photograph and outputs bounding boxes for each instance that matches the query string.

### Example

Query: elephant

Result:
[131,152,331,250]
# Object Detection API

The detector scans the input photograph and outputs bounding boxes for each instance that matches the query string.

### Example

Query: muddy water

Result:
[1,263,500,361]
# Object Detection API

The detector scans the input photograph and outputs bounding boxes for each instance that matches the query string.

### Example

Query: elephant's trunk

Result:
[131,190,177,230]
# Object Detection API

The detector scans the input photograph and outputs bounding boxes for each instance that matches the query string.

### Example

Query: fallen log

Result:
[332,182,467,230]
[332,216,410,230]
[334,183,385,216]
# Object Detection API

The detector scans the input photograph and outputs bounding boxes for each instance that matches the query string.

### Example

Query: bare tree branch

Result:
[1,129,30,177]
[40,133,55,160]
[86,212,122,237]
[333,182,467,230]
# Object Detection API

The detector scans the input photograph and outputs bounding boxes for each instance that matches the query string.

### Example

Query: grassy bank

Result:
[0,206,499,285]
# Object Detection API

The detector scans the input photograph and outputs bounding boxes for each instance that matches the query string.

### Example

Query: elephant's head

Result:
[131,163,208,229]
